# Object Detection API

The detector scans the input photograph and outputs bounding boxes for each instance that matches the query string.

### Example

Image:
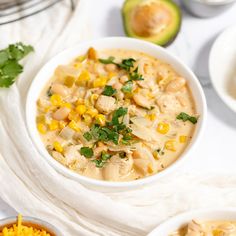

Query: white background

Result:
[1,0,236,221]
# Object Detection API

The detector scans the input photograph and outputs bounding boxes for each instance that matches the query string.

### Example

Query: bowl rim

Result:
[0,216,62,235]
[187,0,236,6]
[209,25,236,113]
[148,208,236,235]
[26,37,207,189]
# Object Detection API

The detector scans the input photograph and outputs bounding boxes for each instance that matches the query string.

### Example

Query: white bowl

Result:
[148,208,236,235]
[26,37,207,191]
[209,25,236,113]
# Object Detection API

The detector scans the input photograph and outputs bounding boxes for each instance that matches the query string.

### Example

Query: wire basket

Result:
[0,0,75,26]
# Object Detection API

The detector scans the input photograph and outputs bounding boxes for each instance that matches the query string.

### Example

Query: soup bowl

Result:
[148,208,236,235]
[26,37,207,191]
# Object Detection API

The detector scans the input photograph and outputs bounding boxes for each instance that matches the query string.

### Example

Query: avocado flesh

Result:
[122,0,182,47]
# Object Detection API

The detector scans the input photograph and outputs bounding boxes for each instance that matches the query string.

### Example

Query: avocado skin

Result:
[122,0,182,47]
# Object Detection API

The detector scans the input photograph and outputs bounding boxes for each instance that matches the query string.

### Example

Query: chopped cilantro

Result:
[92,152,112,168]
[47,86,52,97]
[129,67,144,81]
[80,147,93,158]
[121,81,133,93]
[0,43,34,88]
[102,85,116,96]
[98,56,115,64]
[83,132,93,141]
[176,112,198,124]
[118,58,136,71]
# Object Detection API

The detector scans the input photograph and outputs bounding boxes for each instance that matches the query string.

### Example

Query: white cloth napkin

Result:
[1,1,236,236]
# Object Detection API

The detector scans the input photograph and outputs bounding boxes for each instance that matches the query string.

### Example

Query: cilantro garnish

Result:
[176,112,198,124]
[118,58,136,71]
[83,107,131,146]
[128,67,144,82]
[83,132,93,141]
[92,152,112,168]
[0,43,34,88]
[80,147,94,158]
[99,56,115,64]
[102,85,116,96]
[121,81,133,93]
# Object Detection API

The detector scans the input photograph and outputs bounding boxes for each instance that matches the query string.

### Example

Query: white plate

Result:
[148,208,236,235]
[209,25,236,113]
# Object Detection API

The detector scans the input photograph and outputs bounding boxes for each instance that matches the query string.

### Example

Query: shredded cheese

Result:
[0,214,52,236]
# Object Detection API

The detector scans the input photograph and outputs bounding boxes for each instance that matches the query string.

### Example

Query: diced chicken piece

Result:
[156,94,181,113]
[52,107,70,120]
[95,95,116,114]
[186,220,204,236]
[165,77,186,93]
[52,151,66,165]
[130,123,158,142]
[103,155,133,181]
[51,83,69,97]
[63,145,88,168]
[129,105,147,117]
[94,145,108,158]
[83,162,103,180]
[133,93,152,109]
[59,127,75,140]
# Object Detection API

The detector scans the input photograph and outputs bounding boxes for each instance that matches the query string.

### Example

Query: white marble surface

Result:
[1,0,236,220]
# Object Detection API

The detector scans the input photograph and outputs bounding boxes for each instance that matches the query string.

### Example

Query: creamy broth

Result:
[170,220,236,236]
[36,48,197,181]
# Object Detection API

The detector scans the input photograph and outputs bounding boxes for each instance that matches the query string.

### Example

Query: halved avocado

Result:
[122,0,182,47]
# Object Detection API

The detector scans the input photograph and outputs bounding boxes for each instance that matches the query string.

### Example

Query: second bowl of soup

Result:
[26,37,206,190]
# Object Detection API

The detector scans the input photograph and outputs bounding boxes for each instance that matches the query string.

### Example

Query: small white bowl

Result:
[0,216,62,235]
[209,25,236,113]
[148,208,236,235]
[26,37,207,191]
[181,0,235,18]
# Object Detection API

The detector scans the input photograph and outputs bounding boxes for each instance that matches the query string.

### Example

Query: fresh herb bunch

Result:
[0,43,34,88]
[176,112,198,124]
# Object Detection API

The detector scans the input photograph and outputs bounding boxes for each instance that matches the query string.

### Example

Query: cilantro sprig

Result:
[92,152,112,168]
[82,107,132,145]
[102,85,116,96]
[99,56,144,86]
[176,112,198,124]
[80,147,94,158]
[0,43,34,88]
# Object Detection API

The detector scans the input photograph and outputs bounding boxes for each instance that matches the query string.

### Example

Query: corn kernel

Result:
[76,104,87,115]
[147,163,154,174]
[179,135,187,143]
[59,121,68,129]
[108,72,116,79]
[93,76,107,88]
[53,141,63,153]
[75,54,86,62]
[157,122,170,134]
[44,106,51,112]
[68,110,80,121]
[64,76,75,87]
[165,140,177,152]
[83,114,93,126]
[49,120,59,131]
[87,47,97,60]
[153,151,159,160]
[61,102,72,109]
[37,123,47,134]
[36,115,45,123]
[50,94,62,106]
[76,98,84,105]
[147,92,154,99]
[76,70,90,86]
[90,94,99,104]
[86,108,98,118]
[73,62,82,69]
[68,120,80,132]
[95,114,106,126]
[133,87,140,94]
[146,114,156,121]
